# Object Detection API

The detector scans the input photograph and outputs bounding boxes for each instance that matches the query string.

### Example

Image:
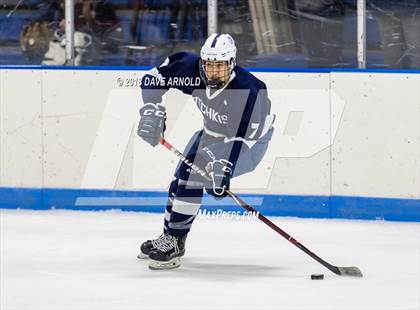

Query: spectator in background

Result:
[76,0,119,33]
[21,0,123,65]
[35,0,64,24]
[20,0,64,63]
[76,0,123,54]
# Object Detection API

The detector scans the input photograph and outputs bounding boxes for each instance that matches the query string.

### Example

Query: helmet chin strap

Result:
[206,79,226,89]
[206,71,231,89]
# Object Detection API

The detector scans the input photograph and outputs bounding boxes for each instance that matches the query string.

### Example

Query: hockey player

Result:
[137,33,275,270]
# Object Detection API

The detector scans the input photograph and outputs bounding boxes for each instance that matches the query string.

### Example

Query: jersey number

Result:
[248,123,259,139]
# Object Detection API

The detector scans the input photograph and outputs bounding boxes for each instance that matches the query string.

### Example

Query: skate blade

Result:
[137,252,149,259]
[148,257,181,270]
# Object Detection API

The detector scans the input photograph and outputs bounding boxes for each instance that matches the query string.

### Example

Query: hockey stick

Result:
[159,137,363,277]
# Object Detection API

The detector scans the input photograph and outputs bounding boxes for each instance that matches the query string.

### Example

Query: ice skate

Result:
[137,233,167,259]
[148,234,187,270]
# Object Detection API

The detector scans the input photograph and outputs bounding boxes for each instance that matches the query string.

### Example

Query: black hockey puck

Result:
[311,274,324,280]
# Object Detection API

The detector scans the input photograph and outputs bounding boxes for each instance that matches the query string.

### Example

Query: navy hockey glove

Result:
[137,103,166,147]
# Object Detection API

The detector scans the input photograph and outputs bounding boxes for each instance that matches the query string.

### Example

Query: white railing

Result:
[357,0,367,68]
[65,0,74,65]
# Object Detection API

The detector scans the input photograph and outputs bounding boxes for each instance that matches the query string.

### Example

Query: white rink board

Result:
[41,70,144,188]
[330,73,420,198]
[254,72,332,195]
[0,69,419,200]
[0,70,43,187]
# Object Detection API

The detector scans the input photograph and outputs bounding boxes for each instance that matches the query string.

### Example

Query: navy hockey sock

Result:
[166,179,204,237]
[163,178,179,233]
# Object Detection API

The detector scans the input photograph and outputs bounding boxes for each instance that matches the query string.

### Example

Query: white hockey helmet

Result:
[199,33,237,88]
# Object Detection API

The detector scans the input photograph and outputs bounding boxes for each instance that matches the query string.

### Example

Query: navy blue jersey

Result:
[140,52,275,166]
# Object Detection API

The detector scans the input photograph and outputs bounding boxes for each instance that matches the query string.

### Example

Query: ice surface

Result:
[1,209,419,310]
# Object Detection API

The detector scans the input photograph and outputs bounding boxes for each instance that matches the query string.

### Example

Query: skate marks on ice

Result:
[138,257,287,279]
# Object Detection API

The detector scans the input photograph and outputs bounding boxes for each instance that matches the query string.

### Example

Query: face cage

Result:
[199,59,235,89]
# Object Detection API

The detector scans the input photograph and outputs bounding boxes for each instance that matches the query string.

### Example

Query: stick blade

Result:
[337,266,363,277]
